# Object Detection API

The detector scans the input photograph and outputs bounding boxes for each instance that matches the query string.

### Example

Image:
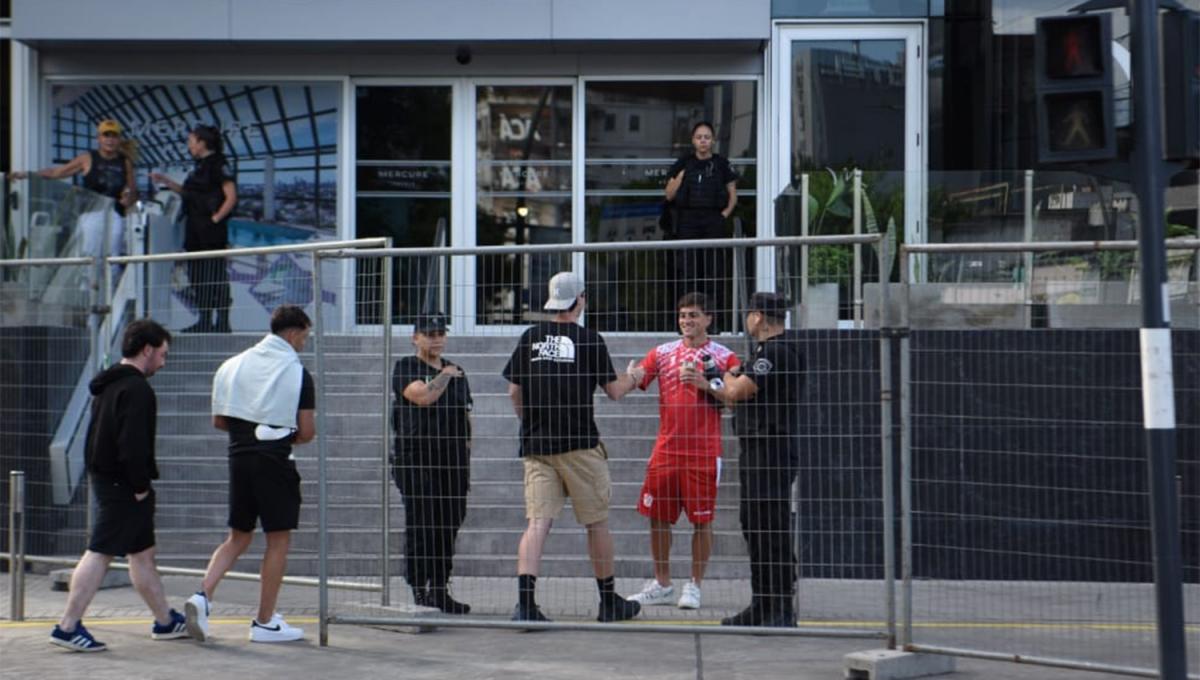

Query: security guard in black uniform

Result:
[708,292,805,627]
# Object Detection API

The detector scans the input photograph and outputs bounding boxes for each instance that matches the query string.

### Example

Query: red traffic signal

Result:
[1035,15,1116,163]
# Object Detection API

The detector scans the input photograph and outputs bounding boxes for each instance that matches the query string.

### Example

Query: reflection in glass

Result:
[789,40,907,317]
[475,86,573,324]
[355,86,453,324]
[584,81,757,332]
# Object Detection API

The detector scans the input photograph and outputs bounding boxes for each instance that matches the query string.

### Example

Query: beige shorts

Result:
[523,444,611,525]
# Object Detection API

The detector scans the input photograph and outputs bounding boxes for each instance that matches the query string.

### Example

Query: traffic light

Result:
[1035,14,1116,163]
[1163,11,1199,160]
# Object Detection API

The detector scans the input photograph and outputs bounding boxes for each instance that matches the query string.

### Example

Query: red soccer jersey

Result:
[639,339,740,462]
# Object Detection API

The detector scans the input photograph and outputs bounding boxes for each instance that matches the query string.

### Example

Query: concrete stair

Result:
[150,332,750,579]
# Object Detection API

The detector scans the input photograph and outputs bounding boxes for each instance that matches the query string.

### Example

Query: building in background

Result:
[5,0,1198,330]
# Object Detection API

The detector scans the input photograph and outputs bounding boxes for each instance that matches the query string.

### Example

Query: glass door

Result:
[473,84,574,325]
[775,24,924,300]
[354,84,453,324]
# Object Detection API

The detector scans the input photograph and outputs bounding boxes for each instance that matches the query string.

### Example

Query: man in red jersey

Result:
[628,292,739,610]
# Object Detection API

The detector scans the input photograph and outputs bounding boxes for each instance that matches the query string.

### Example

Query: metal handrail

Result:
[320,234,883,259]
[903,239,1200,254]
[108,237,390,264]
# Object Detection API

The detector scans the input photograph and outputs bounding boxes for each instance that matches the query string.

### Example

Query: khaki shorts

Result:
[523,444,611,525]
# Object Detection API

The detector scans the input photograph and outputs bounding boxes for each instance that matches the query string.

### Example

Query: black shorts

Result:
[228,452,302,533]
[88,477,156,557]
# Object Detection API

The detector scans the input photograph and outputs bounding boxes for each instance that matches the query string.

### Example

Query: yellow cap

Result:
[97,119,123,136]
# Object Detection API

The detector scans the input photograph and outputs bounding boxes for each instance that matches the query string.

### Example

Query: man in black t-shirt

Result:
[187,305,316,644]
[704,292,806,628]
[502,271,645,624]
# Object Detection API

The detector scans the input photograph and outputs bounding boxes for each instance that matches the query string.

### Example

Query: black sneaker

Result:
[427,588,471,615]
[721,603,767,627]
[511,603,551,624]
[597,596,641,623]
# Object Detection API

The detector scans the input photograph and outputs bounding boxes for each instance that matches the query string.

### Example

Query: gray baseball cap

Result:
[543,271,585,311]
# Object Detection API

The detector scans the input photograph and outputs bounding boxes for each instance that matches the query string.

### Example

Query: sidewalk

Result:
[0,573,1118,680]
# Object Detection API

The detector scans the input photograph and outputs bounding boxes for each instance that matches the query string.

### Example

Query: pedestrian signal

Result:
[1036,14,1117,163]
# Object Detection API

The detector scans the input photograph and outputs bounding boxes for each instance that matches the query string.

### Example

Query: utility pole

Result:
[1128,1,1187,678]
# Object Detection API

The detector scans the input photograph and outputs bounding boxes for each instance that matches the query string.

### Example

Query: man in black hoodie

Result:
[49,319,191,652]
[696,292,806,627]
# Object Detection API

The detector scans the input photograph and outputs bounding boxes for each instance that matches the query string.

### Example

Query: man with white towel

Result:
[186,305,316,643]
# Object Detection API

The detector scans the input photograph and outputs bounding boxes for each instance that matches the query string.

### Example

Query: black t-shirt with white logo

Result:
[392,355,472,463]
[226,368,315,457]
[502,321,618,457]
[734,331,805,438]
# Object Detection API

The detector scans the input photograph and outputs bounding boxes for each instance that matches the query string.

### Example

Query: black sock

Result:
[596,575,617,602]
[518,574,537,609]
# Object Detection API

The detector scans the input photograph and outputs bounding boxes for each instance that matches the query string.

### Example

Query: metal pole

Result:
[1129,2,1187,677]
[1023,169,1034,328]
[898,249,913,647]
[853,169,863,327]
[380,247,393,607]
[800,174,810,324]
[9,471,26,621]
[878,232,896,648]
[311,251,330,647]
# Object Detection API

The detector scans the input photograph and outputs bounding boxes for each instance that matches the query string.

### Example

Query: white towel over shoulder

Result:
[212,333,304,429]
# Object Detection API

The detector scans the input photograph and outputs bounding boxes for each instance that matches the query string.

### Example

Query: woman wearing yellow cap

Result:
[12,119,138,268]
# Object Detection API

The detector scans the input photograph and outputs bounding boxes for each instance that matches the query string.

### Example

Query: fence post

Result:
[8,470,26,621]
[311,251,330,647]
[380,245,393,607]
[1023,170,1034,328]
[898,248,913,647]
[853,169,863,327]
[800,173,810,325]
[878,233,896,648]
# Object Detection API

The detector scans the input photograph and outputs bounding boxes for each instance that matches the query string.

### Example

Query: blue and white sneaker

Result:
[49,621,107,652]
[151,608,189,640]
[185,591,210,642]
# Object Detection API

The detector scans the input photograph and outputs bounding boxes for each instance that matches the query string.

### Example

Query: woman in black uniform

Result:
[152,125,237,333]
[664,121,739,330]
[12,119,138,281]
[392,313,472,614]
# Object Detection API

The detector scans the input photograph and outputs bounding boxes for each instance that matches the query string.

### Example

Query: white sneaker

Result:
[628,579,675,606]
[677,581,702,610]
[185,591,210,642]
[249,613,304,643]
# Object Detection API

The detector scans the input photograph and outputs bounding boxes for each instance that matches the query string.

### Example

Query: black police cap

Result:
[747,292,790,321]
[414,313,449,333]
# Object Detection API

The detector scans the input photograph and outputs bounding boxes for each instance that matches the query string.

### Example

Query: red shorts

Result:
[637,455,721,525]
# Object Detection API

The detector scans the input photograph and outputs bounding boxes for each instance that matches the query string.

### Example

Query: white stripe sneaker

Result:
[628,579,675,606]
[677,580,702,610]
[249,613,304,643]
[185,591,210,642]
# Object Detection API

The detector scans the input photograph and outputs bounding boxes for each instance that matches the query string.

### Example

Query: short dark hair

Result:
[121,319,171,358]
[677,292,710,314]
[270,305,312,334]
[691,121,715,137]
[747,291,790,322]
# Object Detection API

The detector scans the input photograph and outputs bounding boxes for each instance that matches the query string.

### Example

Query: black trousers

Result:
[394,450,470,589]
[186,257,231,322]
[674,211,730,328]
[737,436,799,606]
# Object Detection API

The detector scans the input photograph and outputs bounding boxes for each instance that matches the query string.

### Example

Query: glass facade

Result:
[584,80,758,331]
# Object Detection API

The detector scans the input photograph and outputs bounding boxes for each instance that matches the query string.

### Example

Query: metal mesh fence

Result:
[899,242,1200,677]
[1,258,95,590]
[314,236,893,638]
